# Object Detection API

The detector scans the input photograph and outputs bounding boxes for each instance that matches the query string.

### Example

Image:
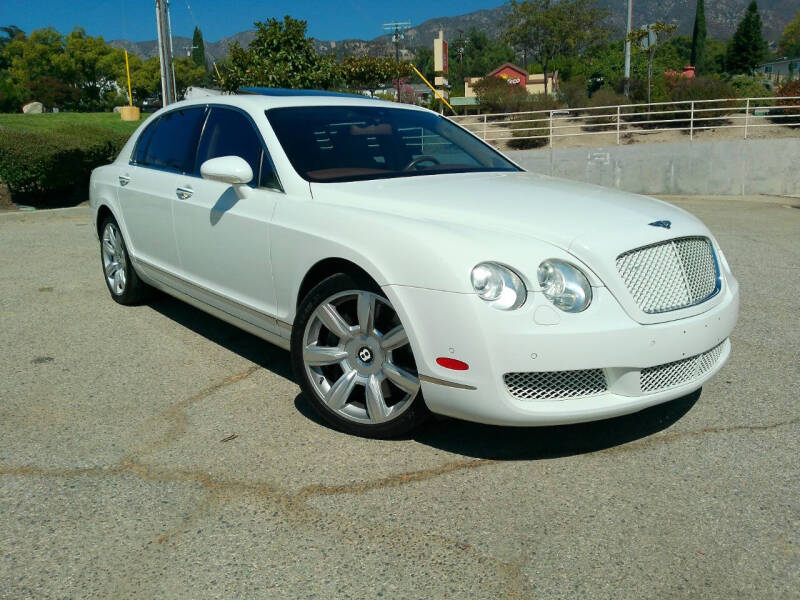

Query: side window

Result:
[140,107,206,173]
[196,108,279,189]
[133,119,158,165]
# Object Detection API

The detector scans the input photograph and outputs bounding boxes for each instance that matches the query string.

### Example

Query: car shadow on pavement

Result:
[146,294,699,461]
[146,294,294,380]
[411,391,700,460]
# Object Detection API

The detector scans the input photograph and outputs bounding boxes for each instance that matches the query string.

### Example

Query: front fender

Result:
[270,196,598,324]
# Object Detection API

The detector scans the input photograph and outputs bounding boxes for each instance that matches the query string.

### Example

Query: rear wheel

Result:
[99,216,147,305]
[291,273,430,438]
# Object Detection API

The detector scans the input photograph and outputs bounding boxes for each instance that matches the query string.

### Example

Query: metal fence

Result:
[449,96,800,147]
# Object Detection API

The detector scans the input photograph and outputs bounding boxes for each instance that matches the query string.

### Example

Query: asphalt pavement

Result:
[0,196,798,599]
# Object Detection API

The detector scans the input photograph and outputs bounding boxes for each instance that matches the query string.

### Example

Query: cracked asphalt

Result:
[1,196,798,599]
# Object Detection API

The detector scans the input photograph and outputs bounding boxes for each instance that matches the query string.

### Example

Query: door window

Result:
[196,108,279,189]
[138,107,206,173]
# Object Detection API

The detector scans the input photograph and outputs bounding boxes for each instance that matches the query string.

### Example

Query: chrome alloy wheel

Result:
[101,222,127,295]
[302,290,420,425]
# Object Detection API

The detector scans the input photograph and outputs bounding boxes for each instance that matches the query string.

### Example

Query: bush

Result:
[623,76,736,130]
[558,78,588,109]
[773,80,800,126]
[582,87,628,131]
[473,76,530,114]
[0,126,128,203]
[507,94,563,150]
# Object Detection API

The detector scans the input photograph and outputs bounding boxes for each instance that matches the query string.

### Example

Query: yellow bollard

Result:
[121,51,140,121]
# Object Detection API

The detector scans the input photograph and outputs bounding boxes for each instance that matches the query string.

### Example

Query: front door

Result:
[171,107,281,326]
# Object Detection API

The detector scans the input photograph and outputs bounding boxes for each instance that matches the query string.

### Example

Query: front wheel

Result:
[291,273,430,438]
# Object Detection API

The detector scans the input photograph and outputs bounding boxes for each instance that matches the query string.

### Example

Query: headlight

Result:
[537,259,592,313]
[471,262,527,310]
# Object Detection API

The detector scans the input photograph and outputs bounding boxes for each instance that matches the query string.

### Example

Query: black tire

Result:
[291,272,431,438]
[99,215,148,305]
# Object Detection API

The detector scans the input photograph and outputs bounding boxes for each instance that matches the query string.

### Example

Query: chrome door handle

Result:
[119,174,130,186]
[176,186,194,200]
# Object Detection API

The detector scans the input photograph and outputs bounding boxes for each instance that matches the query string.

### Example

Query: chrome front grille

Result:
[616,237,719,313]
[640,341,726,393]
[504,369,607,401]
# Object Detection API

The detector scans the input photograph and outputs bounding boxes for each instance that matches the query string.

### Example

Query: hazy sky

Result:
[1,0,507,42]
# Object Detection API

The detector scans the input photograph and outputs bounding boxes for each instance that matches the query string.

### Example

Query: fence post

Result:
[482,113,487,140]
[616,105,621,145]
[549,110,554,148]
[689,101,695,141]
[744,98,750,139]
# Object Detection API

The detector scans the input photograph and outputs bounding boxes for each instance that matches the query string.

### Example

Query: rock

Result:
[22,101,43,114]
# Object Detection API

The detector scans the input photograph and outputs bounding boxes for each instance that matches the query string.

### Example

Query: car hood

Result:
[310,170,707,255]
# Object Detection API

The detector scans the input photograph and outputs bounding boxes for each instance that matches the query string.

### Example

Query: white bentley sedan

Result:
[90,90,739,437]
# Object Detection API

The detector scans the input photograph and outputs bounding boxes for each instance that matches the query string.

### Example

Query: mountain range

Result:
[110,0,798,63]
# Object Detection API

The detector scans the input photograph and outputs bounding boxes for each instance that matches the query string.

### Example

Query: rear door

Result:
[171,106,282,322]
[116,107,206,274]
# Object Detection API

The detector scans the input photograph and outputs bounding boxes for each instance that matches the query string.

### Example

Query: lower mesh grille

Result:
[640,341,726,393]
[504,369,607,401]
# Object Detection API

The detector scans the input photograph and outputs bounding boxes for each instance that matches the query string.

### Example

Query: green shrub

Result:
[0,126,128,202]
[582,87,628,132]
[507,94,563,150]
[773,80,800,126]
[473,76,530,114]
[558,78,588,109]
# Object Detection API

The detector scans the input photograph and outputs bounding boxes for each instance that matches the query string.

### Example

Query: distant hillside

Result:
[111,0,797,61]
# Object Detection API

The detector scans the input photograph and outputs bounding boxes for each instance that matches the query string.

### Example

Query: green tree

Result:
[191,26,207,70]
[778,10,800,58]
[503,0,608,94]
[690,0,707,73]
[0,25,25,69]
[726,1,767,75]
[339,56,410,97]
[628,22,677,104]
[220,17,338,91]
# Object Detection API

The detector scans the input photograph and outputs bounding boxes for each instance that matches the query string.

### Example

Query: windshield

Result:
[265,105,520,183]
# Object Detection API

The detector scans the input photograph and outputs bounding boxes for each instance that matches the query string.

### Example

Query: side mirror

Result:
[200,156,253,185]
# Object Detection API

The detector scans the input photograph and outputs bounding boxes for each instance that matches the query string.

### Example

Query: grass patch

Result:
[0,112,142,136]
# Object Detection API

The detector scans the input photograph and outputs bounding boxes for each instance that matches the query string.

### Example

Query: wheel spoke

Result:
[316,303,355,340]
[356,292,375,335]
[383,363,420,395]
[113,269,122,291]
[365,374,390,423]
[324,368,358,410]
[103,239,115,257]
[304,344,348,366]
[105,261,118,277]
[380,325,408,351]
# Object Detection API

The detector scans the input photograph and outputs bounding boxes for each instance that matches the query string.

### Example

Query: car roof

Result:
[162,90,431,114]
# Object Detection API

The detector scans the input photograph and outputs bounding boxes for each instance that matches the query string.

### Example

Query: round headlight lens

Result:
[537,259,592,313]
[471,262,527,310]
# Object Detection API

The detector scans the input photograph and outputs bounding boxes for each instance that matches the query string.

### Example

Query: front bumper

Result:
[384,276,739,427]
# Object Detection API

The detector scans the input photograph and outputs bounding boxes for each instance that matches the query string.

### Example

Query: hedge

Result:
[0,126,129,203]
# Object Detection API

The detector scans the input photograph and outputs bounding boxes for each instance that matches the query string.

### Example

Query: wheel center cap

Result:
[358,346,373,364]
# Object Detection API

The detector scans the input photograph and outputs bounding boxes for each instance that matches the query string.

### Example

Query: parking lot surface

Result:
[1,196,798,599]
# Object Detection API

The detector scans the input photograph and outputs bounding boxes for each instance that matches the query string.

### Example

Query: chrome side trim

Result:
[132,257,289,349]
[276,319,293,331]
[419,374,477,391]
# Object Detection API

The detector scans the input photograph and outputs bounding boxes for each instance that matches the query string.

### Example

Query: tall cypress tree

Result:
[726,1,767,75]
[191,26,207,70]
[690,0,706,72]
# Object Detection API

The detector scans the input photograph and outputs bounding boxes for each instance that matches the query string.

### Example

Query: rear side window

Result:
[138,107,206,173]
[196,107,279,189]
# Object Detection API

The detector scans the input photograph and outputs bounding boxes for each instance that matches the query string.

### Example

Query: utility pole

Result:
[156,0,177,105]
[624,0,633,97]
[383,21,410,101]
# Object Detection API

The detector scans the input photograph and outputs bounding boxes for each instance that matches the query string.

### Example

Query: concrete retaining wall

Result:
[506,137,800,196]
